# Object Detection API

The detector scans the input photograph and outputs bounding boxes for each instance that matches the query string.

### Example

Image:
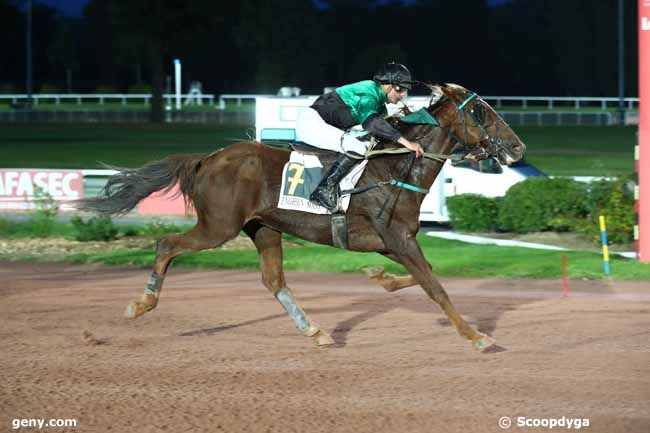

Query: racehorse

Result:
[75,83,525,351]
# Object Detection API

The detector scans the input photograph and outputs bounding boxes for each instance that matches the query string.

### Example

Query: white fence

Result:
[218,94,638,111]
[1,94,216,106]
[218,94,273,109]
[487,96,638,110]
[2,93,639,111]
[499,111,617,126]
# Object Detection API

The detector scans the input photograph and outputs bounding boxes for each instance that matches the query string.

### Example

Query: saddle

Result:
[282,140,378,250]
[289,142,340,167]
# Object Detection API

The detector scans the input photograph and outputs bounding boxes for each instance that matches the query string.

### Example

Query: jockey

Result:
[296,62,424,212]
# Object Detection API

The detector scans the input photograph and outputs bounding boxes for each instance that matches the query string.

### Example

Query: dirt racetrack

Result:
[1,261,649,433]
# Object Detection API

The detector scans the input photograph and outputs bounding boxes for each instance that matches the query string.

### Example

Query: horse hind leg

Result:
[245,223,335,346]
[364,267,417,292]
[364,253,428,292]
[125,224,236,318]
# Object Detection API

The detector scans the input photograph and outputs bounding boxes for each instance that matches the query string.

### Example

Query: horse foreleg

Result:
[125,225,232,319]
[246,225,335,346]
[364,253,431,292]
[392,238,495,351]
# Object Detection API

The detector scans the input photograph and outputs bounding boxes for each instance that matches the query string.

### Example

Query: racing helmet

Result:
[373,62,414,90]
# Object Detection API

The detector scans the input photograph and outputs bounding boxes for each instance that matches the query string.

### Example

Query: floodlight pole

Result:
[26,0,33,107]
[618,0,625,125]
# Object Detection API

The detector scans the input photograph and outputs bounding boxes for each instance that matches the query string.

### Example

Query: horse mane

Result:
[375,83,450,150]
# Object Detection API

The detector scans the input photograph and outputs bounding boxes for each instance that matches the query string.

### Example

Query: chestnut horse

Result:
[76,83,525,351]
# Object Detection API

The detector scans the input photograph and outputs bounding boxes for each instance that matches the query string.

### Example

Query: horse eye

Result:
[472,103,486,124]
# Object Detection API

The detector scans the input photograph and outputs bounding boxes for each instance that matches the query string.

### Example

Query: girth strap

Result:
[330,214,348,249]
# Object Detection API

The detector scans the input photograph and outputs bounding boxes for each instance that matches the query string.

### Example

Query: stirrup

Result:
[310,185,339,211]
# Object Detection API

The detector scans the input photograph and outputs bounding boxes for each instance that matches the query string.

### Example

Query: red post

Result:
[561,255,568,297]
[639,0,650,262]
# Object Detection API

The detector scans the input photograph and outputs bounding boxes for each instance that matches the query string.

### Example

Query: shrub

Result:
[497,177,588,233]
[127,82,151,94]
[587,179,617,212]
[574,177,636,244]
[39,83,62,93]
[120,225,140,237]
[0,83,19,94]
[93,85,117,94]
[0,218,15,237]
[446,194,499,232]
[29,188,59,237]
[140,219,183,238]
[70,215,119,242]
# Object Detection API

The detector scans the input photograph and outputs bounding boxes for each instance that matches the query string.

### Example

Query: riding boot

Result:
[310,153,358,212]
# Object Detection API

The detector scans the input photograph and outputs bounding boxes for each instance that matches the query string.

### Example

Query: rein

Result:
[341,98,461,197]
[364,147,461,164]
[342,89,503,199]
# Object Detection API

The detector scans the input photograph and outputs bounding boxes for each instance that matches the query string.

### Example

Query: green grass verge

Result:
[0,218,193,239]
[2,217,647,280]
[51,235,650,281]
[0,124,636,175]
[0,218,74,238]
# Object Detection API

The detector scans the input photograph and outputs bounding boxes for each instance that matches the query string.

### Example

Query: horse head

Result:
[422,83,526,165]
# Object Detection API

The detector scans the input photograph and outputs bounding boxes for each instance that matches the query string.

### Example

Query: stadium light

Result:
[174,59,181,110]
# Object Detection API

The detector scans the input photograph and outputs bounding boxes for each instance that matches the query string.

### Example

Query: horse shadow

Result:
[316,291,524,350]
[177,284,530,353]
[179,313,287,337]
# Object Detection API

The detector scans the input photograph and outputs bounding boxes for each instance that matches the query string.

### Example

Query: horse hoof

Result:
[125,301,151,319]
[363,267,385,279]
[473,334,496,352]
[314,330,336,347]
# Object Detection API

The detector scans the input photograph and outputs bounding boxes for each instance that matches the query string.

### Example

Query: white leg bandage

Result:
[275,288,310,332]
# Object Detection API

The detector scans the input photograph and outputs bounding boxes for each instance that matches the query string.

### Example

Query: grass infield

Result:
[0,123,637,176]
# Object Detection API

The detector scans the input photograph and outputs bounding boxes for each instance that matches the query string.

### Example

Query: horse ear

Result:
[426,84,444,106]
[423,83,437,92]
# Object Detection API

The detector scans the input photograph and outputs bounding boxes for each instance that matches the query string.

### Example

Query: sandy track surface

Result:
[1,261,649,433]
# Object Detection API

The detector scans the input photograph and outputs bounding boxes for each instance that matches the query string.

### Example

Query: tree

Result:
[49,16,80,93]
[0,0,22,91]
[235,0,324,92]
[107,0,226,122]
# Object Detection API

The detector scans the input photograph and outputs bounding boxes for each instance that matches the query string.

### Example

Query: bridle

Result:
[451,91,508,160]
[387,89,507,161]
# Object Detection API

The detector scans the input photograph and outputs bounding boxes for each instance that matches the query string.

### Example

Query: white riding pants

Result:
[295,107,369,156]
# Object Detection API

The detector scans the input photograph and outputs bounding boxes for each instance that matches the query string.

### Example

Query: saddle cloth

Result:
[278,151,368,214]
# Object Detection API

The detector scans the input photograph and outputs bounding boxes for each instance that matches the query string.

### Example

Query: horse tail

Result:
[74,154,205,215]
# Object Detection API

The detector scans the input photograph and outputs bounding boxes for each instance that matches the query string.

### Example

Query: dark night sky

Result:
[41,0,511,17]
[38,0,89,16]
